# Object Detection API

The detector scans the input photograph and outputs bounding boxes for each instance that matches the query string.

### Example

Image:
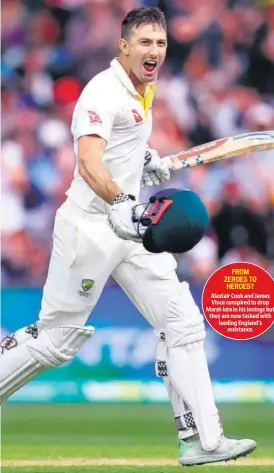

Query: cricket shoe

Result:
[179,435,257,466]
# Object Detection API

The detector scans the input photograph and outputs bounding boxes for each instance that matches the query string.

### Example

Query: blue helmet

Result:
[137,188,209,254]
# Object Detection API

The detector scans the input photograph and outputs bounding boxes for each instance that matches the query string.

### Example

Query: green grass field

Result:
[1,403,274,473]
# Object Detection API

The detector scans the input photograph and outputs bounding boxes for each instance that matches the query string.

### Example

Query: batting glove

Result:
[107,193,147,243]
[141,148,172,188]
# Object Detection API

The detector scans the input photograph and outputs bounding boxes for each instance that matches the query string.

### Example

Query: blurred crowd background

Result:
[2,0,274,287]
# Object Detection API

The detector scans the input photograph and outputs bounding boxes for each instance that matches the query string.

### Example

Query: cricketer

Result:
[0,6,256,466]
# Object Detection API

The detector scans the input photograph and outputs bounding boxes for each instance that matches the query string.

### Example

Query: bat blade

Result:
[168,131,274,171]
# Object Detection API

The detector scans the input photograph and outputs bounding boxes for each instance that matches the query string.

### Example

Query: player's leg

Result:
[112,245,256,464]
[0,200,128,404]
[113,249,202,441]
[155,330,198,442]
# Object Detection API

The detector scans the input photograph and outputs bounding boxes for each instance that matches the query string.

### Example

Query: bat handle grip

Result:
[162,154,182,171]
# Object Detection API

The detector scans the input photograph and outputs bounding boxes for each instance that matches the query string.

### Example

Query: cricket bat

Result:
[166,130,274,171]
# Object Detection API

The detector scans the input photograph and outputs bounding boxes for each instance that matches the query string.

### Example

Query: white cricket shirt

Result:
[66,58,155,213]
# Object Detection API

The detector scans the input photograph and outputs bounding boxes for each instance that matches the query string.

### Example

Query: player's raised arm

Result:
[78,135,121,204]
[77,133,146,243]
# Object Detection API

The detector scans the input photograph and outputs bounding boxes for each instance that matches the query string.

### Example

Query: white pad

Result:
[164,283,223,450]
[166,341,223,451]
[0,323,94,403]
[155,330,198,440]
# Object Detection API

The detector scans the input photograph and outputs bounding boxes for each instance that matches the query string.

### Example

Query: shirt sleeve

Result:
[71,81,116,143]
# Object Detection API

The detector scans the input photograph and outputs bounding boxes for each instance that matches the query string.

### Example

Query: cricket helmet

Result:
[136,188,209,253]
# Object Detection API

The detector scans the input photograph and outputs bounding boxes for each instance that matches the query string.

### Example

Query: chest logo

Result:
[132,109,143,123]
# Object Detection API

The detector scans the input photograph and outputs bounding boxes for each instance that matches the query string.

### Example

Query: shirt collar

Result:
[110,58,155,98]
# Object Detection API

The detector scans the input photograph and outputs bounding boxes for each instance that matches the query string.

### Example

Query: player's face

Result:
[126,23,167,83]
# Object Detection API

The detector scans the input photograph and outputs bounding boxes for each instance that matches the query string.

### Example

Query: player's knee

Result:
[165,282,206,347]
[9,323,95,368]
[27,323,95,367]
[0,323,94,404]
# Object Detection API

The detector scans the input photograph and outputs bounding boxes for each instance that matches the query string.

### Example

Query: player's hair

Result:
[121,6,166,39]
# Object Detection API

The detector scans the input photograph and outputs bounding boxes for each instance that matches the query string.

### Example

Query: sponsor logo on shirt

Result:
[88,111,102,124]
[132,109,143,123]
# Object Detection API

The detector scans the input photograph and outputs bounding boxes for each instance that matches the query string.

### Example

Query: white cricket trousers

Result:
[39,198,187,330]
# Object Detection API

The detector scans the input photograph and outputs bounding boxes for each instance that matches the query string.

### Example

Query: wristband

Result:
[111,193,136,205]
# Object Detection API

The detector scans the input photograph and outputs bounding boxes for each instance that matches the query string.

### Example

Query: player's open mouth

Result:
[143,60,157,72]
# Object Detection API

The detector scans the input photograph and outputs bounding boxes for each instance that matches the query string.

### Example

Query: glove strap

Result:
[144,149,152,166]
